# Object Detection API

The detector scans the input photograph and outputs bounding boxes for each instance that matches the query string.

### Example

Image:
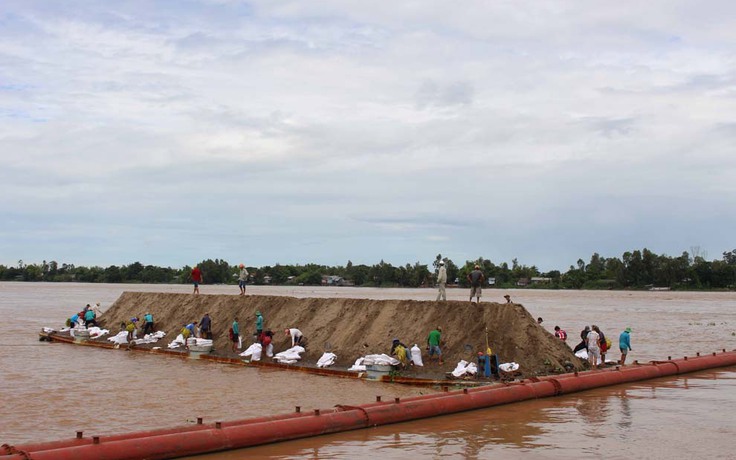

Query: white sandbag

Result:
[238,335,242,350]
[240,343,263,361]
[274,345,305,363]
[87,327,109,339]
[107,331,129,345]
[410,344,424,366]
[194,338,212,346]
[362,354,399,366]
[498,362,520,372]
[317,352,337,368]
[43,327,56,333]
[451,360,471,377]
[574,349,601,365]
[168,334,186,349]
[348,357,366,372]
[452,361,478,377]
[265,343,274,357]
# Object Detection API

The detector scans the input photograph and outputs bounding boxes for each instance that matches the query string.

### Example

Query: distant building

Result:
[322,275,345,286]
[488,277,496,286]
[516,278,530,287]
[530,277,552,284]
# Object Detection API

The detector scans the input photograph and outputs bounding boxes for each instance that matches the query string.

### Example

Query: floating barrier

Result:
[3,350,735,460]
[40,331,477,387]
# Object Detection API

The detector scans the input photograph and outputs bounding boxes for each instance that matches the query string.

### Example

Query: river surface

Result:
[1,282,734,459]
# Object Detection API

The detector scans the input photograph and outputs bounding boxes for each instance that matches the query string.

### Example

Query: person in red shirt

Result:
[554,325,567,342]
[191,265,203,295]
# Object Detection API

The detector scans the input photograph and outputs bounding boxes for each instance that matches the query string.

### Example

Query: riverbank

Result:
[83,292,584,379]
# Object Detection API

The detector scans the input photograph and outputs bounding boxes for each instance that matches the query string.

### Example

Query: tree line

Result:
[1,248,735,290]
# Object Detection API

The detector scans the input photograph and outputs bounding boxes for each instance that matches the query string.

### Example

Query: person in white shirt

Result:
[586,326,601,369]
[285,328,304,347]
[436,261,447,301]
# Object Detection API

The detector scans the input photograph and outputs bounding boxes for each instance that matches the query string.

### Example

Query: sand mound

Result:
[98,292,584,377]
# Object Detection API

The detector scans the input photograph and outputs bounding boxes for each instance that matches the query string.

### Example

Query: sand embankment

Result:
[98,292,583,377]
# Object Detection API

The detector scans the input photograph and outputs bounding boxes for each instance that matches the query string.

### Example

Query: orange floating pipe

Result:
[4,351,735,460]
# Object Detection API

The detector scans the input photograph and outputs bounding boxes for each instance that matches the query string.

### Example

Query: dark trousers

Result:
[143,322,154,335]
[573,341,587,353]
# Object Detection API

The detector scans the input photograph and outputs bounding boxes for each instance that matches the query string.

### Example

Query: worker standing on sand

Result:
[285,328,304,347]
[231,318,240,353]
[554,326,567,342]
[427,327,443,365]
[594,325,608,364]
[436,261,447,301]
[83,308,98,328]
[142,312,154,335]
[191,265,202,295]
[619,327,632,365]
[573,326,590,353]
[390,338,411,368]
[200,313,212,340]
[255,311,264,341]
[467,265,485,304]
[504,294,512,303]
[586,326,601,369]
[125,319,138,350]
[238,264,249,295]
[185,321,198,338]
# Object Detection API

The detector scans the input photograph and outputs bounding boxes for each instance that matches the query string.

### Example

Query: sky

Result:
[1,1,735,272]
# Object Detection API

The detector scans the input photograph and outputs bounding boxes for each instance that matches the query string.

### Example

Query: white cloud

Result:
[1,1,735,270]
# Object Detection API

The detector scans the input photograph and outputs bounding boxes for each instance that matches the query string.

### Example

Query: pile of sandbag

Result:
[363,354,400,366]
[168,334,186,348]
[87,326,109,339]
[107,331,130,345]
[348,357,366,372]
[133,331,166,345]
[451,360,478,378]
[316,352,337,368]
[240,343,262,361]
[348,354,400,371]
[273,346,305,364]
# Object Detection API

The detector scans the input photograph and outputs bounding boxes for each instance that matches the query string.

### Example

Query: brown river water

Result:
[1,282,735,459]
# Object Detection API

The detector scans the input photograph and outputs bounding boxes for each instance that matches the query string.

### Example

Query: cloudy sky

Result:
[1,1,735,271]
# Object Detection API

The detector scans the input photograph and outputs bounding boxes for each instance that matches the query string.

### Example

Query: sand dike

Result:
[97,292,584,378]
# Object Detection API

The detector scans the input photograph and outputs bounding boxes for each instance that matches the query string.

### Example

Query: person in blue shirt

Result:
[231,318,240,353]
[84,309,98,328]
[142,313,154,335]
[185,321,198,338]
[256,310,263,337]
[70,313,80,329]
[619,327,632,365]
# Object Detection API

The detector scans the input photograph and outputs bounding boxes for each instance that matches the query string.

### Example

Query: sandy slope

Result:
[97,292,584,378]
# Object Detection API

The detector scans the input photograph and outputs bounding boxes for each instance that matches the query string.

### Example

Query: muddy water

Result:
[1,282,735,459]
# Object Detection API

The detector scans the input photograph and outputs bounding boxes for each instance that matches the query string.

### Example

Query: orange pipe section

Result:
[4,351,735,460]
